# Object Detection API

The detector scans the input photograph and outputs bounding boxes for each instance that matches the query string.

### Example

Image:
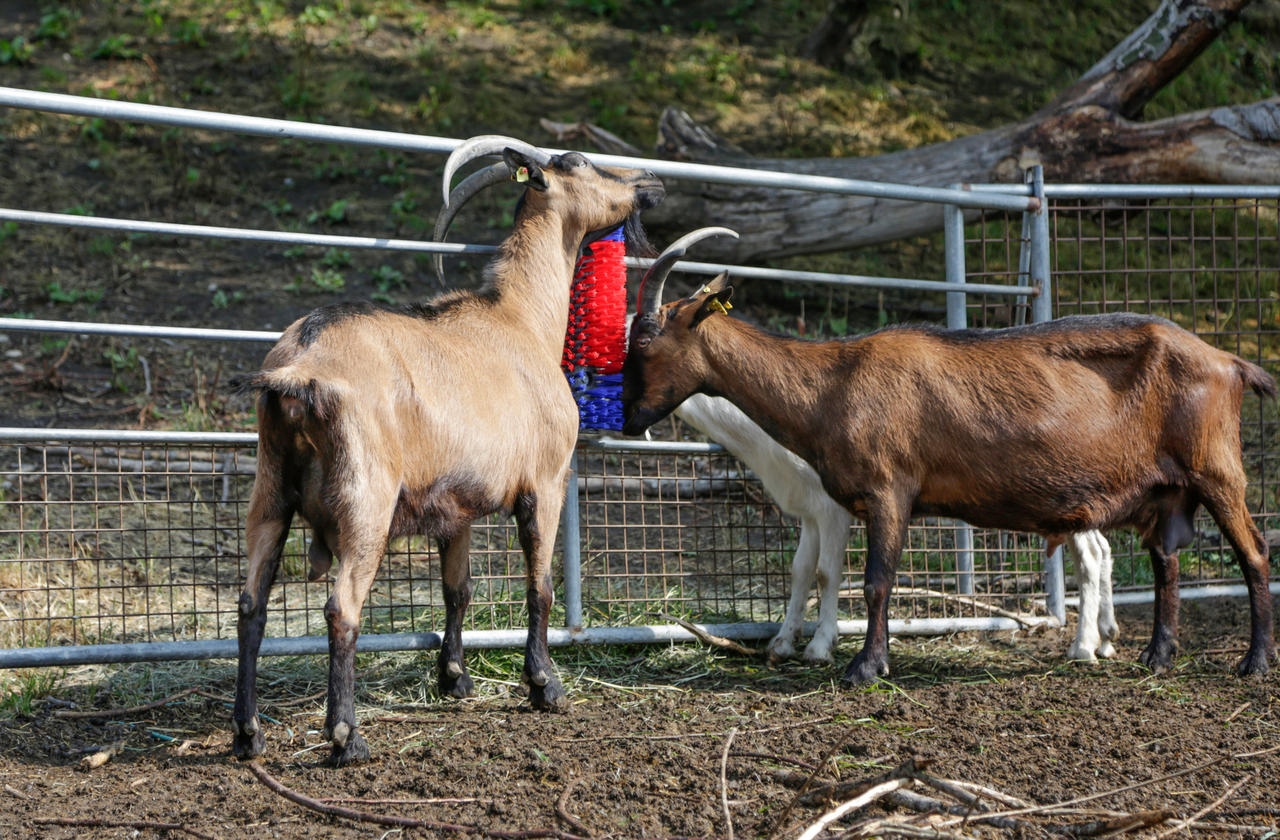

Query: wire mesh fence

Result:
[962,194,1280,593]
[0,432,1054,655]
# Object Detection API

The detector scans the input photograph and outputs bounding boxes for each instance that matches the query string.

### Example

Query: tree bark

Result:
[644,0,1278,262]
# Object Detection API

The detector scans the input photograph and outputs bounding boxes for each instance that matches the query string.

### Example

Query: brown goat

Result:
[622,257,1276,685]
[231,136,663,765]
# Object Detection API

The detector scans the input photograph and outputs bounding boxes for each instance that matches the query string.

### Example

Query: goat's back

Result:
[808,314,1270,534]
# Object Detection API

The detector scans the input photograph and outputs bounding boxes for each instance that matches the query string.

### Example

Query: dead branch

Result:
[883,789,1026,831]
[720,728,738,840]
[555,778,592,838]
[796,778,910,840]
[247,761,590,840]
[1152,774,1254,840]
[539,118,643,156]
[732,750,821,771]
[765,734,858,838]
[54,686,222,719]
[32,817,217,840]
[656,613,761,656]
[1056,809,1175,837]
[319,796,483,806]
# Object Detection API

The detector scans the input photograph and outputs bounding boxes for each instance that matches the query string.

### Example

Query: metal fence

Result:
[1,86,1277,668]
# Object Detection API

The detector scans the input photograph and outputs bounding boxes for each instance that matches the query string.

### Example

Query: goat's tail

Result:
[232,369,339,421]
[1234,358,1278,399]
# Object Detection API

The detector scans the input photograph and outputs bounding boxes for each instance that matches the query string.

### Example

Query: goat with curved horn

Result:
[635,226,739,318]
[442,134,552,206]
[432,161,509,285]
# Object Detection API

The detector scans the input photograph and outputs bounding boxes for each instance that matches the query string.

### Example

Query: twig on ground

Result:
[1224,702,1252,723]
[556,778,591,838]
[656,613,760,656]
[836,586,1035,627]
[319,796,482,806]
[883,789,1026,831]
[765,734,858,838]
[721,728,738,840]
[1151,774,1253,840]
[79,739,126,770]
[247,761,589,840]
[32,817,216,840]
[795,778,910,840]
[54,686,209,719]
[1056,809,1174,837]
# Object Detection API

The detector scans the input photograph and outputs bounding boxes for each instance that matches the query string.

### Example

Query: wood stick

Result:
[247,761,589,840]
[55,687,203,718]
[731,750,820,771]
[1057,809,1175,836]
[555,778,591,838]
[319,796,482,806]
[1152,774,1253,840]
[883,789,1026,831]
[656,613,760,656]
[796,778,909,840]
[765,734,857,838]
[720,728,738,840]
[32,817,216,840]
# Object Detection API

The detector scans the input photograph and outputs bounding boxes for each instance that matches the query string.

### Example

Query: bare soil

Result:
[0,599,1275,839]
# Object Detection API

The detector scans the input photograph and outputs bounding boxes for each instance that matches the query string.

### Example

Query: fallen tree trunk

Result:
[643,0,1279,261]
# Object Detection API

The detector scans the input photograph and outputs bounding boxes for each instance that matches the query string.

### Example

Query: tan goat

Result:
[231,136,663,765]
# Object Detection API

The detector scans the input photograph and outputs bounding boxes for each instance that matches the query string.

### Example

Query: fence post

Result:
[943,197,975,596]
[1028,165,1066,626]
[561,450,583,631]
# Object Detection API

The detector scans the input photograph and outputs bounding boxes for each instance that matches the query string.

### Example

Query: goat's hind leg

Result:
[232,492,294,759]
[1201,491,1274,676]
[437,525,475,699]
[1138,499,1195,674]
[803,508,853,665]
[515,489,569,711]
[323,514,393,766]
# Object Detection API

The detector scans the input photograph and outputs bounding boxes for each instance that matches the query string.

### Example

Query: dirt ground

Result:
[0,598,1275,839]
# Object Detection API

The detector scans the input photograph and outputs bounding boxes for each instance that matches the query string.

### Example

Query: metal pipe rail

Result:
[0,616,1041,669]
[967,182,1280,200]
[0,86,1035,213]
[0,207,1037,298]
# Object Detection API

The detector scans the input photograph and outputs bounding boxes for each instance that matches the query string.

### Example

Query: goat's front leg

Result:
[1138,543,1180,674]
[232,495,293,760]
[842,499,909,686]
[768,516,820,662]
[515,489,569,711]
[437,525,474,699]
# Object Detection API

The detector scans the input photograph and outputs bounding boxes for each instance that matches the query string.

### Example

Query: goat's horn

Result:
[442,135,553,207]
[635,227,739,316]
[432,161,509,286]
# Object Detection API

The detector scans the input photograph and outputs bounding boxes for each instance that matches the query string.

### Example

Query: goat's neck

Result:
[487,212,583,354]
[699,317,841,464]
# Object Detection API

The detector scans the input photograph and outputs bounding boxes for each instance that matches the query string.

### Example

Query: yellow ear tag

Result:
[709,299,732,315]
[514,166,530,183]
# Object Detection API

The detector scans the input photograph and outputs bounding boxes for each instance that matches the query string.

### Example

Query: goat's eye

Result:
[635,335,652,349]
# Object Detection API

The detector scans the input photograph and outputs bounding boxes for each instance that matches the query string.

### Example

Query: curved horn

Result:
[441,135,552,207]
[431,161,510,286]
[635,227,739,316]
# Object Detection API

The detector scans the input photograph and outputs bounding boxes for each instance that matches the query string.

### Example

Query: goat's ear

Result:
[503,148,548,191]
[691,273,734,328]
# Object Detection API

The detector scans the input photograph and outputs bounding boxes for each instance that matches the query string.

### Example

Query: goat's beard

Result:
[623,213,657,258]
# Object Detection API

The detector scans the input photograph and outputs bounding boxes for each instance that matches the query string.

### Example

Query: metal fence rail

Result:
[2,86,1277,668]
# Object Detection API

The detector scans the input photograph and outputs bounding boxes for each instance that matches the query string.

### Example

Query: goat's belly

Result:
[388,477,504,541]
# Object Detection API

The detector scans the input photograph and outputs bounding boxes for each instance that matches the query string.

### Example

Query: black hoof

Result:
[329,729,370,767]
[1138,640,1177,674]
[1236,647,1273,678]
[439,667,474,699]
[528,676,570,712]
[840,652,889,687]
[231,719,265,760]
